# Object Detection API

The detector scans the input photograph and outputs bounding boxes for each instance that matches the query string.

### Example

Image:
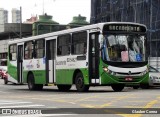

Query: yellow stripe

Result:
[73,95,98,102]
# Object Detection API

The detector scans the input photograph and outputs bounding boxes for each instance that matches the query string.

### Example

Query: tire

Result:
[111,84,124,92]
[27,73,43,90]
[28,73,36,90]
[140,84,149,89]
[57,85,72,91]
[4,78,8,84]
[35,84,43,90]
[133,86,139,89]
[75,72,89,92]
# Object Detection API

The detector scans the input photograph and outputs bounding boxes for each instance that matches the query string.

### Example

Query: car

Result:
[149,66,160,86]
[0,66,7,79]
[3,71,8,84]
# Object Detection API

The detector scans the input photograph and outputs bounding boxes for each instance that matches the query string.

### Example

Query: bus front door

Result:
[46,39,56,83]
[89,33,100,85]
[17,44,23,83]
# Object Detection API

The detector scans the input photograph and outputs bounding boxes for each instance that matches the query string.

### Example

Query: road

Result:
[0,79,160,117]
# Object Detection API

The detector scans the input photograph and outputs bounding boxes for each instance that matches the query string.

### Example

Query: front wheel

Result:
[111,84,124,92]
[140,84,149,89]
[133,86,139,89]
[75,72,89,92]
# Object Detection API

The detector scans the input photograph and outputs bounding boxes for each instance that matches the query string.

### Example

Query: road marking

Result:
[98,94,134,108]
[73,95,98,103]
[0,102,32,105]
[0,100,22,102]
[1,114,77,117]
[0,104,45,108]
[0,91,11,93]
[144,100,158,108]
[118,100,159,117]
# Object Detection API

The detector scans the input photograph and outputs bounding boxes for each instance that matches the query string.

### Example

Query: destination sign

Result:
[103,24,146,32]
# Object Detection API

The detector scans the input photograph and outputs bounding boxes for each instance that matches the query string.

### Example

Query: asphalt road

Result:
[0,79,160,117]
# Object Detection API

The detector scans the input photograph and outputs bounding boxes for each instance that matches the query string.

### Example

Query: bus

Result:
[7,22,149,92]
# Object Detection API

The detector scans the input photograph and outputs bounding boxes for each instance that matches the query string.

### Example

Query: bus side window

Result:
[72,31,87,55]
[9,44,17,61]
[34,39,45,58]
[57,34,71,56]
[57,46,62,55]
[24,41,33,59]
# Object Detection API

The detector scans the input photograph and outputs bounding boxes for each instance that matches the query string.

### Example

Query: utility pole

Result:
[20,6,22,39]
[149,0,152,65]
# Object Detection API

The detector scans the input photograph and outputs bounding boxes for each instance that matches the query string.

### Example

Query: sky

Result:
[0,0,91,24]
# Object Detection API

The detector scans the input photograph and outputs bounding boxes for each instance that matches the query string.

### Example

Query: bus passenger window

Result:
[9,44,17,61]
[57,34,71,56]
[72,31,87,55]
[35,39,45,58]
[24,41,33,59]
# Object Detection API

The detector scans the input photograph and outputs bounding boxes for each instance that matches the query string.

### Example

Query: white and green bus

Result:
[7,22,149,92]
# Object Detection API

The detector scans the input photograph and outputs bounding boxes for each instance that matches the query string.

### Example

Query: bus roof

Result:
[8,22,146,45]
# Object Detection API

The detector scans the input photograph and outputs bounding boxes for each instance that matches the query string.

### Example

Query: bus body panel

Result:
[23,59,46,84]
[7,61,18,83]
[56,55,88,85]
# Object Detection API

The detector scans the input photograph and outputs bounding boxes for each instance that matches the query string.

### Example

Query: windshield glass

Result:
[102,34,146,62]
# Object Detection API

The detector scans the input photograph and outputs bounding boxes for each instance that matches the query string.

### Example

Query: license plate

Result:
[125,77,133,81]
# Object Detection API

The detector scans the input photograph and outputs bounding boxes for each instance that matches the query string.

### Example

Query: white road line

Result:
[0,104,45,108]
[0,100,22,103]
[1,114,77,117]
[0,91,11,93]
[0,102,32,105]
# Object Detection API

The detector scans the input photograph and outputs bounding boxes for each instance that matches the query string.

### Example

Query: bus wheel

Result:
[57,85,72,91]
[111,84,124,92]
[133,86,139,89]
[28,74,43,90]
[140,84,149,89]
[28,74,36,90]
[4,78,8,84]
[75,72,89,92]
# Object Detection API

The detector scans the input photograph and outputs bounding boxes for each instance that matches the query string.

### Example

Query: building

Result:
[0,8,8,33]
[12,8,20,23]
[24,16,38,24]
[91,0,160,70]
[0,8,8,24]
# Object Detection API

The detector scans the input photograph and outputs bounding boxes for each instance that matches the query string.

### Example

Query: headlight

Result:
[103,67,116,75]
[140,69,148,76]
[103,67,108,72]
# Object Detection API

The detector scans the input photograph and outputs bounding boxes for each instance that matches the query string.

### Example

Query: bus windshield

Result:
[102,34,146,62]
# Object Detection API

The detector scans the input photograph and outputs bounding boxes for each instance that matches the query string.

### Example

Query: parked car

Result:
[149,66,160,86]
[0,66,7,79]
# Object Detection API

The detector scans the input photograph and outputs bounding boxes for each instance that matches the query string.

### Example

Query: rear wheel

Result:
[27,73,43,90]
[111,84,124,92]
[57,85,72,91]
[75,72,89,92]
